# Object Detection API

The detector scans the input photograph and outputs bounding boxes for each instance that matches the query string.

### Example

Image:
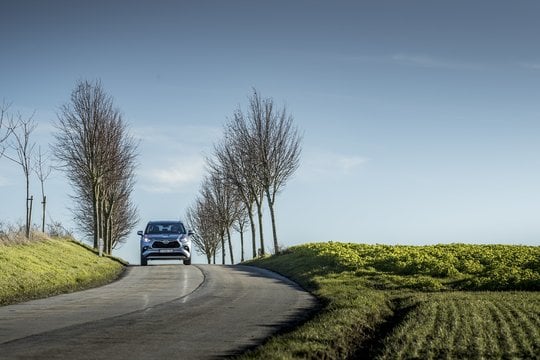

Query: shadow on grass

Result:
[350,296,418,360]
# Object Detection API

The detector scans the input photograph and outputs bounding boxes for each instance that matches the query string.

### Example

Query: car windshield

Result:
[145,222,185,234]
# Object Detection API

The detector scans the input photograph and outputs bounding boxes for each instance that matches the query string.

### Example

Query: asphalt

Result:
[0,264,318,359]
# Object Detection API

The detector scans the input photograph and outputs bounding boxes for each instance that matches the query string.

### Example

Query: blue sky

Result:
[1,0,539,264]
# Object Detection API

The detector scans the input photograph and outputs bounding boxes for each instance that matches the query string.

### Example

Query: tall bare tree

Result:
[34,146,52,233]
[4,112,37,238]
[52,80,138,253]
[223,90,302,255]
[251,91,301,254]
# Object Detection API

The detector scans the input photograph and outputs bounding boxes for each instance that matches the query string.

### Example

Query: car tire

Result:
[140,256,148,266]
[183,259,191,265]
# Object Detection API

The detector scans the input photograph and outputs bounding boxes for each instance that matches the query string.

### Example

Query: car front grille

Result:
[152,241,181,249]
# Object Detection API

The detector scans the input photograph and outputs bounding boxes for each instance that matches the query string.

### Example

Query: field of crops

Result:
[243,242,540,359]
[378,292,540,359]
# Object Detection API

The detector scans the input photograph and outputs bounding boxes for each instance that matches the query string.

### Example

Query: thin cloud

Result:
[391,53,478,70]
[337,156,368,174]
[519,62,540,70]
[132,125,221,148]
[300,150,369,179]
[134,124,220,193]
[140,156,205,194]
[259,49,481,71]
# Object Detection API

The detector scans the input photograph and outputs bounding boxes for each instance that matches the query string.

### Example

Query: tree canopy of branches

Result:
[52,80,139,254]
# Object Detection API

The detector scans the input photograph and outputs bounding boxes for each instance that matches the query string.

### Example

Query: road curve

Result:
[0,264,318,359]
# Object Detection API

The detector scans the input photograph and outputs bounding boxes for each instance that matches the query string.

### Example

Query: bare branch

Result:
[0,101,15,158]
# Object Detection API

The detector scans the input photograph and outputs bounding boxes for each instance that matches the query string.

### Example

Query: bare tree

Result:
[52,80,138,253]
[219,90,301,255]
[4,112,37,238]
[244,89,302,254]
[34,146,52,233]
[186,197,221,264]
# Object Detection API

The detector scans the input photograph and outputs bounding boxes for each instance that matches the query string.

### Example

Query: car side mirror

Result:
[188,230,194,236]
[137,230,143,236]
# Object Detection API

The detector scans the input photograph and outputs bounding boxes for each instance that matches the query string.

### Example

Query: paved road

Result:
[0,265,318,359]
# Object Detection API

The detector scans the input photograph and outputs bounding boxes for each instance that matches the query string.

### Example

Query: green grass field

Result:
[241,242,540,359]
[0,237,125,306]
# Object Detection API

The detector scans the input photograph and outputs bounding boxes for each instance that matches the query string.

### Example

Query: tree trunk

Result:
[239,227,245,262]
[256,200,264,256]
[100,199,108,254]
[221,235,225,265]
[106,206,113,254]
[25,176,30,238]
[100,202,105,254]
[266,190,279,254]
[92,185,99,249]
[104,201,114,254]
[27,195,33,238]
[247,204,256,259]
[227,227,234,264]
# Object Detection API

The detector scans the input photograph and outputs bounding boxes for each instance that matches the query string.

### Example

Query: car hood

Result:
[145,234,182,241]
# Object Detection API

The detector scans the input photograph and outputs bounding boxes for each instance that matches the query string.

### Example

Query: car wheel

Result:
[140,256,148,266]
[183,259,191,265]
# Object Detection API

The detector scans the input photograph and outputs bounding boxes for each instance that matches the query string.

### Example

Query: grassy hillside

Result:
[241,242,540,359]
[0,237,125,306]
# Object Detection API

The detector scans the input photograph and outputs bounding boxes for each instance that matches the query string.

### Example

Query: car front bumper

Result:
[141,246,191,260]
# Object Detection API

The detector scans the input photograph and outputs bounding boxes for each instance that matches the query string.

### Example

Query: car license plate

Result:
[159,249,174,253]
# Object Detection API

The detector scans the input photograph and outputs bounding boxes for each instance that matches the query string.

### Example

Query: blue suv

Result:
[138,220,193,266]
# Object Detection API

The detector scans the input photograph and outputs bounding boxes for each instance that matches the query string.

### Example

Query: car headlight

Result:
[143,236,151,243]
[178,235,189,243]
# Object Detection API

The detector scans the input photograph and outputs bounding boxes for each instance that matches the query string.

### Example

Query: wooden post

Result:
[41,195,46,233]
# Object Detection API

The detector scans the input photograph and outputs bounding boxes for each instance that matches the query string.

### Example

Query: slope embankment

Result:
[0,237,125,306]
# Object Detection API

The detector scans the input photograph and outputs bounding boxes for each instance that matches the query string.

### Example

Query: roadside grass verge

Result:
[0,236,125,306]
[240,242,540,359]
